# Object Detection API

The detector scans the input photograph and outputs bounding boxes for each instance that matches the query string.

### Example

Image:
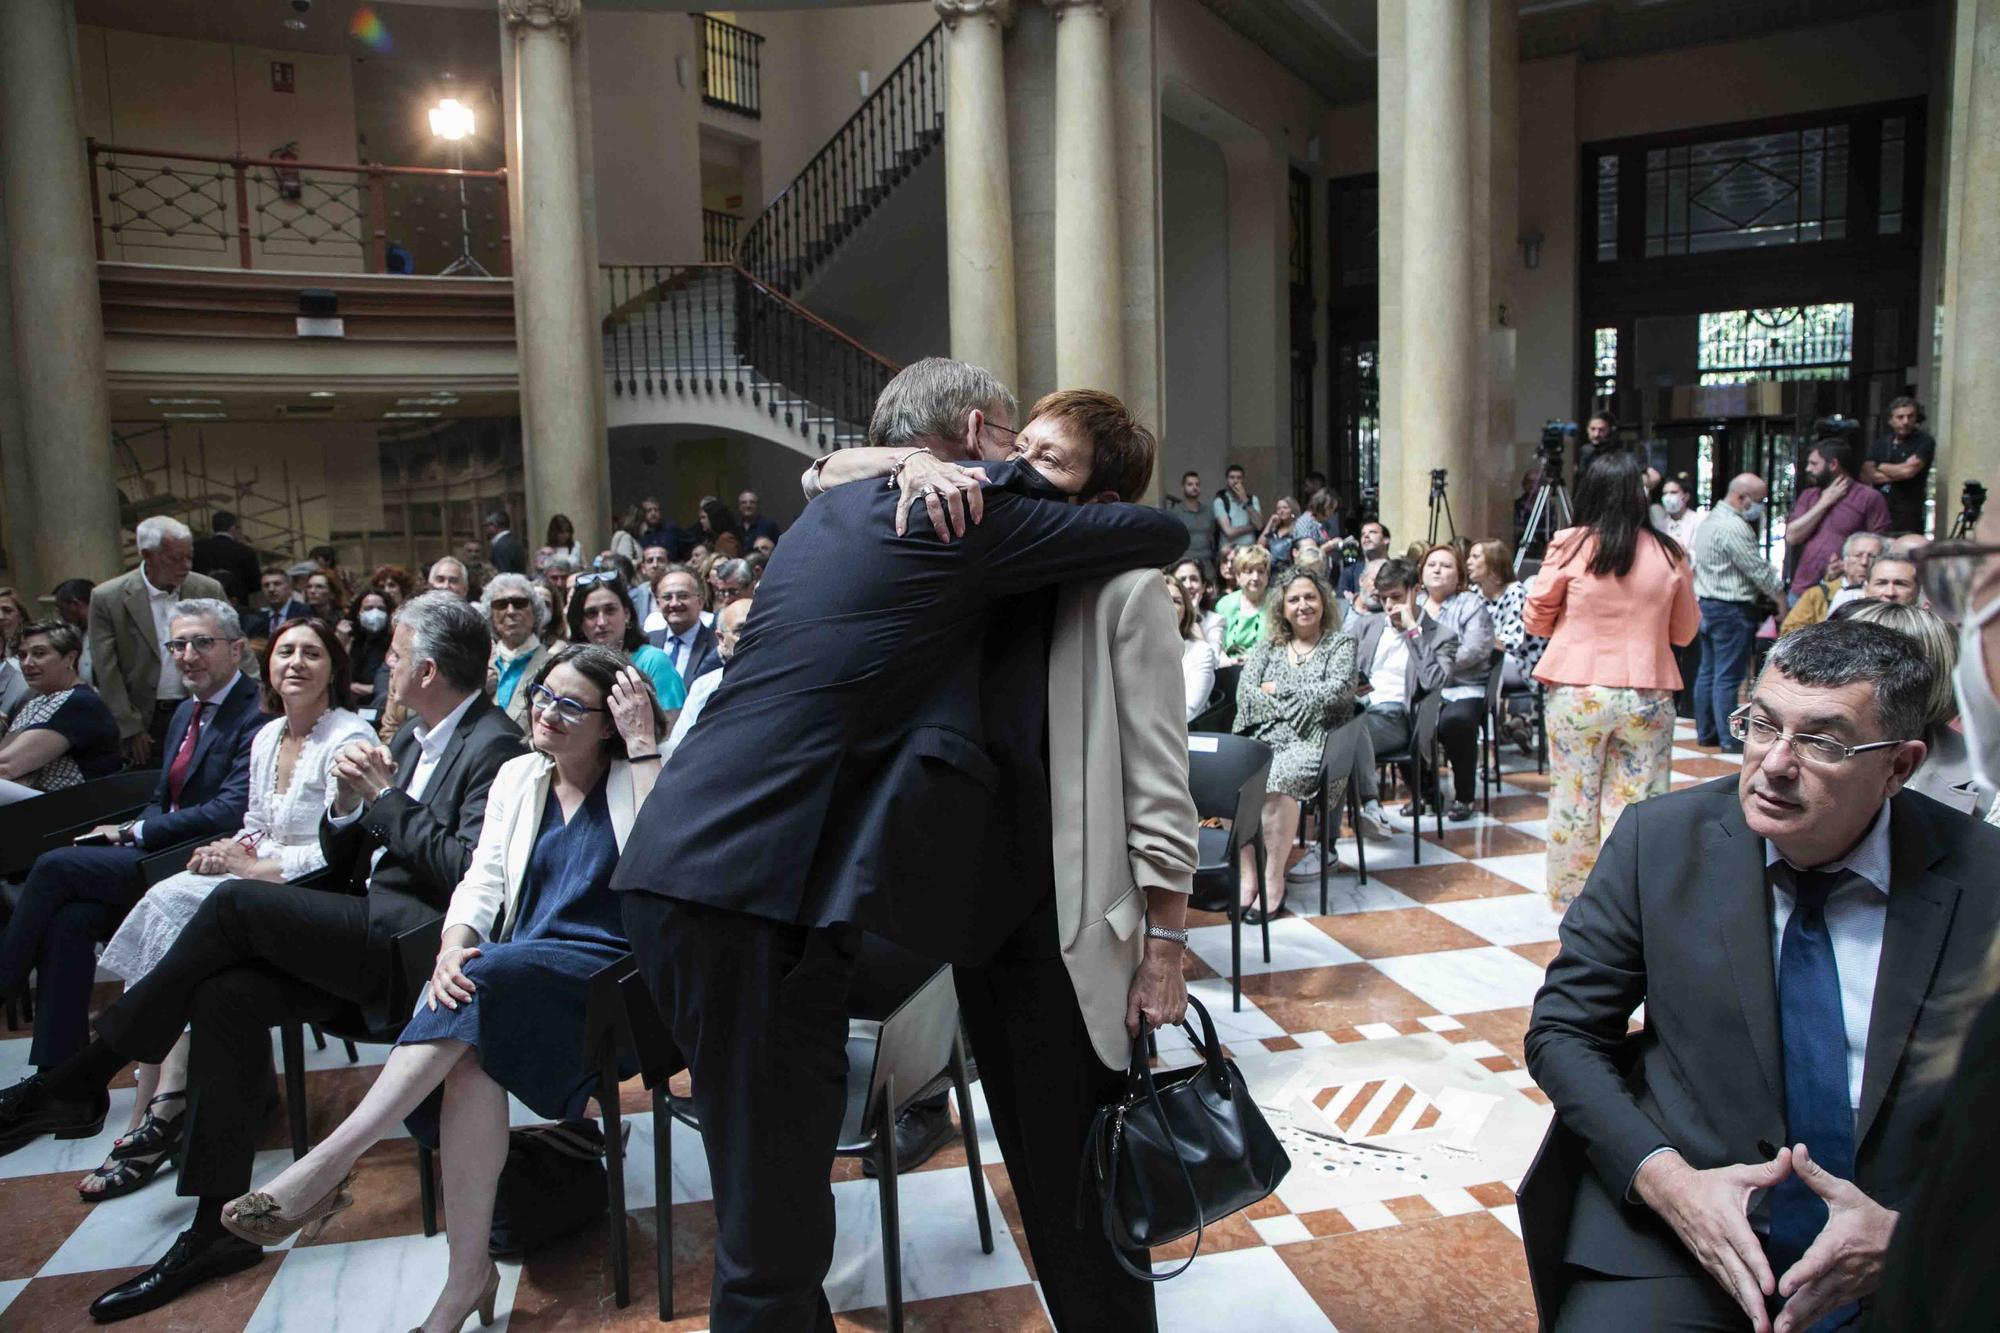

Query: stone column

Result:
[0,0,122,586]
[502,0,607,548]
[1936,0,2000,522]
[935,0,1020,392]
[1046,0,1122,395]
[1395,0,1476,542]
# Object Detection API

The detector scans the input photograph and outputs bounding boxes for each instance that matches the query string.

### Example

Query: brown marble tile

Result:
[294,1138,442,1247]
[1675,758,1743,779]
[1466,1181,1516,1207]
[1294,1206,1357,1238]
[1263,1035,1301,1052]
[1372,863,1539,904]
[1504,771,1553,794]
[1280,1211,1537,1332]
[980,1164,1035,1282]
[1478,1054,1518,1073]
[0,1256,281,1332]
[0,1172,96,1279]
[1312,908,1489,959]
[835,1284,1051,1331]
[1384,1194,1440,1223]
[1522,1087,1552,1105]
[1508,940,1562,968]
[1151,1208,1263,1260]
[508,1201,713,1331]
[1486,794,1551,822]
[1422,824,1546,859]
[1243,1193,1290,1221]
[1456,1008,1531,1065]
[253,1064,386,1153]
[1239,964,1434,1032]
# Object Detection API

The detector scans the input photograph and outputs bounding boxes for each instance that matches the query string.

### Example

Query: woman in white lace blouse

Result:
[82,619,375,1202]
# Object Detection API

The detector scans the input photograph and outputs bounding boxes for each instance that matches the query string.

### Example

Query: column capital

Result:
[933,0,1016,31]
[500,0,583,34]
[1043,0,1116,19]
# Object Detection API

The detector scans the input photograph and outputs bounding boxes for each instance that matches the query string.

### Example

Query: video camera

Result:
[1539,420,1576,484]
[1964,480,1988,528]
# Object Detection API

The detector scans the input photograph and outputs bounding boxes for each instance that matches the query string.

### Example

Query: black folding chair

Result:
[1190,663,1243,734]
[1302,713,1371,912]
[1373,691,1445,864]
[1187,732,1274,1010]
[1479,652,1508,814]
[0,769,160,878]
[584,957,683,1318]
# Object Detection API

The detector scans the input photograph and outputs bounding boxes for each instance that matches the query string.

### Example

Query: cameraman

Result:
[1862,396,1936,535]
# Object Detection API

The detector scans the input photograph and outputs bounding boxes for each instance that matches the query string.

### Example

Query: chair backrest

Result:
[1188,733,1273,857]
[1410,689,1446,758]
[1188,693,1234,734]
[1484,650,1508,714]
[0,768,160,877]
[1213,662,1243,706]
[1319,712,1368,790]
[863,966,961,1118]
[139,838,203,887]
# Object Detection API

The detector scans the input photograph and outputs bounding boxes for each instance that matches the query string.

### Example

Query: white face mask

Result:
[1955,596,2000,790]
[1662,494,1686,516]
[1739,500,1766,527]
[358,608,389,633]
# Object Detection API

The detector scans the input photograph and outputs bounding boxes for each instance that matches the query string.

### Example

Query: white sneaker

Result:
[1287,846,1332,881]
[1359,803,1397,840]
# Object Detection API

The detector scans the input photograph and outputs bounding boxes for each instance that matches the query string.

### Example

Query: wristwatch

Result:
[1145,924,1189,947]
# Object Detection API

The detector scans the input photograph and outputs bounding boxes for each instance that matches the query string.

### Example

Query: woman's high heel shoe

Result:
[219,1170,356,1246]
[410,1263,500,1332]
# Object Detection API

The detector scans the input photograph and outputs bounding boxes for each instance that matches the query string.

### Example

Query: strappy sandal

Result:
[110,1090,186,1162]
[78,1145,177,1202]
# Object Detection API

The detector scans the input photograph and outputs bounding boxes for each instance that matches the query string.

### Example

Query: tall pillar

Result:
[935,0,1019,392]
[0,0,122,586]
[1046,0,1122,395]
[502,0,608,548]
[1396,0,1476,543]
[1936,0,2000,521]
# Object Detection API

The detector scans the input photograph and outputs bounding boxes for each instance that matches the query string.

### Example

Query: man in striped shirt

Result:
[1690,473,1789,752]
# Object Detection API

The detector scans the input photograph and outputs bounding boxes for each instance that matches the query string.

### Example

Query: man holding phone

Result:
[1340,558,1458,835]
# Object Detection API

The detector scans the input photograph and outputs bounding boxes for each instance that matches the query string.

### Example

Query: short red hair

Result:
[1025,389,1157,502]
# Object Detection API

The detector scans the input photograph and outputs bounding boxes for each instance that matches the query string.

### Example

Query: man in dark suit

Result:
[191,511,262,602]
[0,592,523,1321]
[645,565,721,681]
[0,599,262,1084]
[244,566,311,640]
[485,509,528,575]
[614,359,1187,1331]
[1521,619,2000,1333]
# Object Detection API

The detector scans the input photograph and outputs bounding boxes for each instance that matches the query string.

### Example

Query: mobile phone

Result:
[72,831,113,846]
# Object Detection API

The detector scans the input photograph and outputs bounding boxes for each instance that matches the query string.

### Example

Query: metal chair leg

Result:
[877,1078,904,1333]
[1317,788,1329,916]
[310,1025,327,1052]
[655,1086,673,1321]
[279,1022,308,1159]
[1350,786,1368,886]
[1256,842,1271,962]
[342,1040,359,1064]
[417,1142,438,1237]
[950,1037,993,1254]
[602,1059,630,1309]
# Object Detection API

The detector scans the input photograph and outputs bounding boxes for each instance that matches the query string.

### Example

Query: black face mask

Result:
[1003,459,1072,502]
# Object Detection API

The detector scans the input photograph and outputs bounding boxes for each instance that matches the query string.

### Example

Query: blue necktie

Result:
[1768,867,1860,1332]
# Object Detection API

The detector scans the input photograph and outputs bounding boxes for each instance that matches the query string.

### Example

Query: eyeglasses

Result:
[1910,541,2000,623]
[488,596,532,612]
[982,419,1017,442]
[528,684,607,725]
[164,635,239,655]
[1727,706,1904,766]
[572,571,619,590]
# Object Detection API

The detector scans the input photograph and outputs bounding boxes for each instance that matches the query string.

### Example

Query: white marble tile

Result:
[0,1083,143,1182]
[1429,894,1563,947]
[1490,1204,1523,1238]
[41,1148,300,1277]
[1422,1187,1484,1217]
[1508,819,1549,841]
[1367,948,1551,1015]
[1304,861,1424,917]
[1290,1030,1335,1049]
[1153,1245,1335,1333]
[1502,1068,1538,1089]
[1187,917,1361,981]
[246,1232,523,1332]
[1250,1213,1315,1247]
[0,1278,27,1317]
[1453,1040,1502,1061]
[1180,979,1285,1045]
[1417,1015,1464,1032]
[822,1164,1029,1313]
[1331,835,1466,875]
[1339,1200,1399,1231]
[1354,1023,1401,1041]
[1472,852,1548,895]
[610,1109,714,1210]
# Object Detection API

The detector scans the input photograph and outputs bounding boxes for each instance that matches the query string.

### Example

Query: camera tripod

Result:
[1427,469,1457,546]
[1515,465,1574,573]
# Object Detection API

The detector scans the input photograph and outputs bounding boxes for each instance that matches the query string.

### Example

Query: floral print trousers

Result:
[1545,684,1677,907]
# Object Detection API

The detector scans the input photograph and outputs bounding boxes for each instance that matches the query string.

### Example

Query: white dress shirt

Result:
[662,668,724,761]
[1368,627,1412,708]
[1765,801,1893,1113]
[657,625,697,678]
[143,567,186,701]
[327,690,479,878]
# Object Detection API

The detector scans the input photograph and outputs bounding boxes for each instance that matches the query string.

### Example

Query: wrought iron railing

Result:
[702,209,741,263]
[737,23,942,293]
[87,140,508,275]
[697,14,764,117]
[602,262,897,451]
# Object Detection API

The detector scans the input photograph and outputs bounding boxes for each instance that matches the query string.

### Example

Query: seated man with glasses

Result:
[1521,617,2000,1333]
[0,599,263,1125]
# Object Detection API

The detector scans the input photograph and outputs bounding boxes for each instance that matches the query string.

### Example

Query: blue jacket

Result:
[139,673,264,850]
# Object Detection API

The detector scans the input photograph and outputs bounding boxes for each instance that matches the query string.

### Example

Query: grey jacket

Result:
[1345,609,1456,707]
[1421,590,1495,691]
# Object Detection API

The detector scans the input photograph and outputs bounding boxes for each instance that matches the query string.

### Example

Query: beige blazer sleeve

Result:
[1109,573,1199,900]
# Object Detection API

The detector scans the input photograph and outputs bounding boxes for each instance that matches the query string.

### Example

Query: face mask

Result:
[358,608,388,633]
[1739,501,1765,527]
[1956,597,2000,790]
[1661,494,1686,516]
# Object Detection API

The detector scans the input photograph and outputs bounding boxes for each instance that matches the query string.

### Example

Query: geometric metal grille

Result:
[254,168,365,257]
[1697,303,1853,385]
[1646,125,1848,256]
[104,158,231,253]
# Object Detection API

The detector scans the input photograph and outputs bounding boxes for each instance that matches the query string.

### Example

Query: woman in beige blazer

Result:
[219,644,665,1333]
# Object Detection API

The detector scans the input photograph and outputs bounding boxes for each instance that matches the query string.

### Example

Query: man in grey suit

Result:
[88,515,226,765]
[1521,619,2000,1333]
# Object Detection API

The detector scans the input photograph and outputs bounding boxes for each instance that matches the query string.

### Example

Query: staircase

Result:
[601,24,944,450]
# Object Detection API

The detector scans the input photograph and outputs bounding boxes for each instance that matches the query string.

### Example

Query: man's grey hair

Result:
[1765,619,1935,742]
[713,558,753,585]
[866,357,1018,449]
[1841,530,1885,557]
[486,509,511,529]
[480,571,551,633]
[544,553,581,574]
[394,590,491,694]
[429,555,468,581]
[169,597,242,640]
[136,516,193,552]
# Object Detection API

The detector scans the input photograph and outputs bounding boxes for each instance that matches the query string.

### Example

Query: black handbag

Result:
[488,1120,610,1257]
[1078,994,1292,1281]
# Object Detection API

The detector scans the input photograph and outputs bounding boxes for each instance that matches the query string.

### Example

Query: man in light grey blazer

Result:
[88,516,226,765]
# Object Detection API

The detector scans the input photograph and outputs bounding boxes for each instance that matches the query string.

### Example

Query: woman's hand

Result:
[893,452,984,541]
[192,838,259,878]
[607,666,657,754]
[427,943,482,1011]
[1260,681,1279,695]
[1125,942,1189,1038]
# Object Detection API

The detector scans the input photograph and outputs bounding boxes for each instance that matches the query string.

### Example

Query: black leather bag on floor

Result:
[488,1120,609,1257]
[1079,994,1292,1281]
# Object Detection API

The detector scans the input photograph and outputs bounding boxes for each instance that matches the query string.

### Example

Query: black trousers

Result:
[621,892,856,1333]
[149,698,180,756]
[955,895,1157,1333]
[1414,697,1484,804]
[93,879,372,1198]
[0,845,147,1067]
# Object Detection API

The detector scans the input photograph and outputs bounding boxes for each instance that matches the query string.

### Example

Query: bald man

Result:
[1689,473,1789,751]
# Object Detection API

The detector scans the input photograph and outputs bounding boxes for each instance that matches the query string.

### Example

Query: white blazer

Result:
[441,751,644,943]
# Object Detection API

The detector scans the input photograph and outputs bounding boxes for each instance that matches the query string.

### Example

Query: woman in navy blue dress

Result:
[219,645,666,1333]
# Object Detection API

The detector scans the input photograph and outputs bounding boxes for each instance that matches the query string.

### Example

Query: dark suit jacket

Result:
[245,598,311,640]
[489,531,528,575]
[646,621,722,683]
[1520,779,2000,1322]
[136,672,264,850]
[611,462,1188,965]
[316,692,525,1026]
[191,533,261,600]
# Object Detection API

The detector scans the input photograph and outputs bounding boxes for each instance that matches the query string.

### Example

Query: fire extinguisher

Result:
[270,141,303,202]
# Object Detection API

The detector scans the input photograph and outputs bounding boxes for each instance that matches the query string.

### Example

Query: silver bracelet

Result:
[1145,924,1189,947]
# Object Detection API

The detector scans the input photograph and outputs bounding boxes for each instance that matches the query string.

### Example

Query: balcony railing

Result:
[698,14,764,118]
[702,209,741,263]
[87,140,509,276]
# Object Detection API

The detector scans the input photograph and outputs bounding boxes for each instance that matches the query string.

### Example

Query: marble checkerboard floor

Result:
[0,723,1742,1332]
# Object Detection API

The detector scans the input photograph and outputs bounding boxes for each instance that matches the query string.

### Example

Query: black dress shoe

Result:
[862,1096,956,1178]
[89,1228,264,1323]
[0,1074,109,1156]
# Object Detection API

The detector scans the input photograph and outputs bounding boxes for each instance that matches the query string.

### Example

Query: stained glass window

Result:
[1697,304,1853,385]
[1593,327,1618,401]
[1596,156,1619,262]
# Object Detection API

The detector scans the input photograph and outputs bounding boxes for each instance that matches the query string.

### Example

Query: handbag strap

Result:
[1105,1007,1212,1284]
